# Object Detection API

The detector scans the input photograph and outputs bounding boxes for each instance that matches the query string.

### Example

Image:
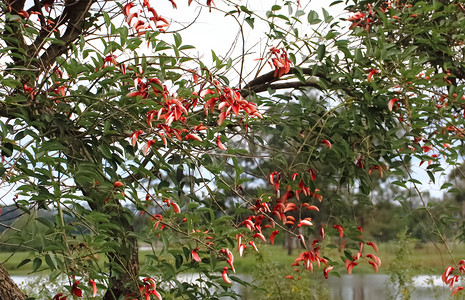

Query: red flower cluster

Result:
[140,277,162,300]
[123,1,169,35]
[443,261,465,296]
[342,240,381,274]
[269,47,292,78]
[203,85,262,125]
[292,239,328,274]
[348,4,375,31]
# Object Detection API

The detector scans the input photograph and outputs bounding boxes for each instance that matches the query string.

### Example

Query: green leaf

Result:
[307,10,321,25]
[245,17,254,29]
[440,182,453,189]
[316,44,326,61]
[322,8,334,23]
[17,258,31,269]
[32,257,42,272]
[44,254,57,270]
[426,171,435,184]
[174,33,182,48]
[103,12,111,28]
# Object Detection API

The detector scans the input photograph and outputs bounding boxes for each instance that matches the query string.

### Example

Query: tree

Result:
[1,0,465,299]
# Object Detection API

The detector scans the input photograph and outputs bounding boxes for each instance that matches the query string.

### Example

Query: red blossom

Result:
[89,279,97,297]
[130,130,143,147]
[53,293,67,300]
[297,218,313,228]
[216,135,227,150]
[345,259,358,274]
[366,69,379,82]
[270,230,279,245]
[323,265,333,279]
[321,139,332,149]
[249,241,259,252]
[192,247,201,262]
[222,267,232,284]
[269,47,292,78]
[71,281,83,297]
[171,202,181,213]
[452,286,464,296]
[113,181,124,188]
[238,243,246,256]
[333,224,344,238]
[366,241,378,253]
[388,98,399,111]
[253,232,266,242]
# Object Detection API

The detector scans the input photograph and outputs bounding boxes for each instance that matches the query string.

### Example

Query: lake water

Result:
[327,274,452,300]
[12,273,454,299]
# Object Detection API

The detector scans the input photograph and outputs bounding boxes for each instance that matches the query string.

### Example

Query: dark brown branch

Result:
[241,67,325,97]
[242,80,321,96]
[6,0,26,12]
[244,68,321,89]
[37,0,95,73]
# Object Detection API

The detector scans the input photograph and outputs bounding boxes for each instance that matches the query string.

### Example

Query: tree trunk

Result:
[462,200,465,218]
[103,236,140,300]
[81,184,141,299]
[287,232,293,255]
[0,264,26,300]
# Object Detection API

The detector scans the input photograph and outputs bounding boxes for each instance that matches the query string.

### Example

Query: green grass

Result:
[2,241,464,276]
[0,251,33,275]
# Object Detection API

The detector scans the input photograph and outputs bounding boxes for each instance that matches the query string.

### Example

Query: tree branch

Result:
[36,0,95,73]
[241,67,324,97]
[242,80,321,96]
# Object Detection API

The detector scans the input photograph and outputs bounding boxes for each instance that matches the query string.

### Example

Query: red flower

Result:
[269,47,292,78]
[270,230,279,245]
[216,135,227,150]
[238,243,246,256]
[297,218,313,228]
[171,202,180,213]
[366,69,379,82]
[53,293,67,300]
[366,241,378,253]
[71,281,83,297]
[367,254,382,272]
[253,232,266,242]
[302,203,319,211]
[130,130,143,147]
[113,181,124,188]
[249,241,259,252]
[345,259,358,275]
[297,234,306,248]
[89,279,97,297]
[323,265,333,279]
[319,225,325,240]
[222,267,232,284]
[333,224,344,238]
[192,247,201,262]
[388,98,399,111]
[452,286,464,296]
[321,139,332,149]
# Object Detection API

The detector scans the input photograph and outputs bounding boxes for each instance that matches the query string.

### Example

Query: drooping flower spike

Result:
[192,247,201,262]
[333,224,344,238]
[89,279,97,297]
[222,267,232,284]
[270,230,279,245]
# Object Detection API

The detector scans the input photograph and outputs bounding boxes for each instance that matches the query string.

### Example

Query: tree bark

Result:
[0,264,26,300]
